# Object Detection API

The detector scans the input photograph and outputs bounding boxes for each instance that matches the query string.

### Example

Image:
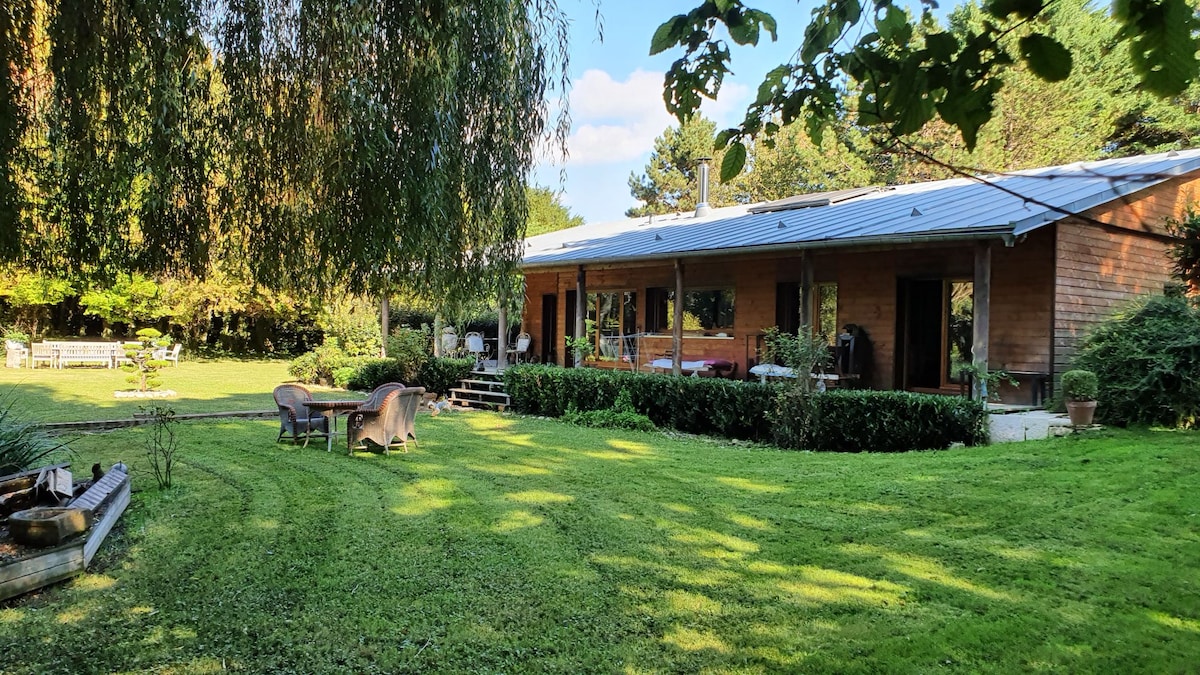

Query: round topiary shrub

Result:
[1060,369,1098,402]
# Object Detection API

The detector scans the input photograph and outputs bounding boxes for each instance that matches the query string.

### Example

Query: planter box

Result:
[0,466,130,602]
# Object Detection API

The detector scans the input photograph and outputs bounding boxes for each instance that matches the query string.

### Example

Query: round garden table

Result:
[305,400,362,452]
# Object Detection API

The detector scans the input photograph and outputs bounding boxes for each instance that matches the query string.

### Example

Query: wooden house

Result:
[518,150,1200,405]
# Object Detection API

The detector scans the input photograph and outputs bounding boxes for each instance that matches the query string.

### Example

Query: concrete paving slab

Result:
[988,409,1073,443]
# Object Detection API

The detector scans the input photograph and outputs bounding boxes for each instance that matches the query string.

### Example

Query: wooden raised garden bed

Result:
[0,464,131,602]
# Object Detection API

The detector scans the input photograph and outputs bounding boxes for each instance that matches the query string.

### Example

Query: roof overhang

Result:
[521,226,1013,270]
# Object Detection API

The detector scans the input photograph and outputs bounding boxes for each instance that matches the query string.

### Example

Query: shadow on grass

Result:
[1,416,1197,673]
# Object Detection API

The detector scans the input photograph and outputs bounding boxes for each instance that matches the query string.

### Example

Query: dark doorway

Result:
[897,279,944,389]
[541,294,557,365]
[776,282,800,334]
[565,290,576,367]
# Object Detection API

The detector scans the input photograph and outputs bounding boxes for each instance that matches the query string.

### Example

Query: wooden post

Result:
[973,241,992,402]
[800,251,814,331]
[673,258,684,376]
[497,286,508,371]
[575,266,586,368]
[380,295,390,358]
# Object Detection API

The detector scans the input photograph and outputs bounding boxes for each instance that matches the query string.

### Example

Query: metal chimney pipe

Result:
[695,157,712,217]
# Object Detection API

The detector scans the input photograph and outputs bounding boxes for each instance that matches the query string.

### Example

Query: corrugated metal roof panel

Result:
[523,150,1200,267]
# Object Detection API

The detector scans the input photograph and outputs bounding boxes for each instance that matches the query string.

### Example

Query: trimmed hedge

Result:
[503,365,988,451]
[503,365,775,442]
[348,357,474,395]
[787,389,989,452]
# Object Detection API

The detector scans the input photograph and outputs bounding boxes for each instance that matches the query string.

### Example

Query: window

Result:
[648,288,736,332]
[946,281,973,384]
[586,291,637,360]
[815,283,838,345]
[774,282,837,342]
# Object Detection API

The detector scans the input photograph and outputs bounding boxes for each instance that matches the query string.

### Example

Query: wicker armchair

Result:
[347,386,426,454]
[273,384,329,445]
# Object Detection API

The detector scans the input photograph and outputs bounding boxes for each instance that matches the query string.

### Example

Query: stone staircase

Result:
[447,370,511,411]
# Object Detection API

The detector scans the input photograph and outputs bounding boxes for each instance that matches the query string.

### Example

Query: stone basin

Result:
[8,507,94,547]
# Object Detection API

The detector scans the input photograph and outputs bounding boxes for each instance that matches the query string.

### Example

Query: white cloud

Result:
[561,69,751,167]
[532,68,753,223]
[571,69,667,122]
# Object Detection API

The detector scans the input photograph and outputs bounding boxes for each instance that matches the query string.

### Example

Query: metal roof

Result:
[522,149,1200,268]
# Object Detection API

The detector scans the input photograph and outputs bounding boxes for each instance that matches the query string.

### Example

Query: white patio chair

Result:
[465,331,489,369]
[506,332,532,364]
[153,344,182,366]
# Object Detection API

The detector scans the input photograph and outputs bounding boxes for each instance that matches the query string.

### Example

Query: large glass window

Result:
[586,291,637,361]
[648,288,735,331]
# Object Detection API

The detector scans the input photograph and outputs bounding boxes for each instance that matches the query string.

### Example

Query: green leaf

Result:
[985,0,1045,18]
[750,10,779,41]
[876,6,911,45]
[650,16,687,55]
[1115,0,1200,97]
[729,18,761,46]
[1019,34,1072,82]
[720,141,747,182]
[924,32,959,61]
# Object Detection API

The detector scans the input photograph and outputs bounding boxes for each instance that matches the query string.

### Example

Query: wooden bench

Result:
[50,342,120,369]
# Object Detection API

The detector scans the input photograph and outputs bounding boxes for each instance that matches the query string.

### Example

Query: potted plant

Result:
[1061,369,1099,426]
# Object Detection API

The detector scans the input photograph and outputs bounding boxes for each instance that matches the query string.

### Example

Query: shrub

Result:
[563,406,657,432]
[797,390,988,452]
[120,328,171,391]
[287,351,322,384]
[505,365,779,442]
[0,397,70,474]
[562,390,656,432]
[386,325,432,372]
[1071,294,1200,427]
[1061,370,1098,402]
[505,365,987,451]
[346,358,409,391]
[2,326,29,343]
[761,325,831,393]
[347,356,473,395]
[319,298,381,357]
[287,340,371,385]
[414,357,474,395]
[332,367,358,389]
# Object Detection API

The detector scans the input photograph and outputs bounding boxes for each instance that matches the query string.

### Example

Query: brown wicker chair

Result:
[273,384,329,445]
[347,386,426,454]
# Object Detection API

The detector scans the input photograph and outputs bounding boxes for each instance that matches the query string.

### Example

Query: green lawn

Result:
[0,359,358,422]
[1,414,1197,673]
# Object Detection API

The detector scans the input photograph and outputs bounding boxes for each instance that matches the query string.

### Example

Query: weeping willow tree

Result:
[0,1,569,304]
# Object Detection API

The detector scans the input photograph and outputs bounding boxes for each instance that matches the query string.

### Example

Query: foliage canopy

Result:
[0,1,571,303]
[654,0,1200,180]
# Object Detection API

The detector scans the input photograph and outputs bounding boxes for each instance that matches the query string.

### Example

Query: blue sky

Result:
[531,1,820,224]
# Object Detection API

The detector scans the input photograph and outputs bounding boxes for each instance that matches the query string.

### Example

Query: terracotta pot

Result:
[1066,400,1097,427]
